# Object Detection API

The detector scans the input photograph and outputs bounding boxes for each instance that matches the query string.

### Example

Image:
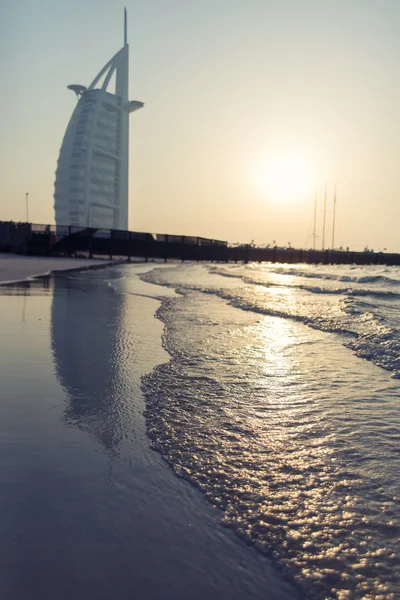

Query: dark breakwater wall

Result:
[230,246,400,266]
[0,221,399,266]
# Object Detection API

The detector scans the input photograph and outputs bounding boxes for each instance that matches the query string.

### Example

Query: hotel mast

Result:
[54,9,143,230]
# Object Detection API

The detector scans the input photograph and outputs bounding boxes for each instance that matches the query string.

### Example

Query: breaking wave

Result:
[140,266,400,378]
[141,280,400,599]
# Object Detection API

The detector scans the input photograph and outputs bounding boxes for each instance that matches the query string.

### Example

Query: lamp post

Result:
[25,192,29,223]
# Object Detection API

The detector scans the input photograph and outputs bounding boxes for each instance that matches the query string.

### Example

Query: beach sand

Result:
[0,264,298,600]
[0,253,121,284]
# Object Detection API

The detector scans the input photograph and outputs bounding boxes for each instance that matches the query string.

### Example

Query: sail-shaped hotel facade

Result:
[54,10,143,231]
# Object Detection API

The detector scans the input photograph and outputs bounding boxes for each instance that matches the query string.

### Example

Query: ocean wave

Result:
[263,267,400,286]
[357,274,400,285]
[296,285,400,298]
[142,292,400,598]
[346,330,400,378]
[212,289,400,377]
[207,267,400,298]
[140,266,400,377]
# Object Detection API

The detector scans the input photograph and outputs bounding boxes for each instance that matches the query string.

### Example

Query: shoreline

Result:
[0,253,136,285]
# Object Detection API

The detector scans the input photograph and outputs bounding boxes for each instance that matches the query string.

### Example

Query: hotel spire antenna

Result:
[124,7,128,46]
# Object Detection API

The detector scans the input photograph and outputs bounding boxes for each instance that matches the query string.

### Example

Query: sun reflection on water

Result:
[142,285,399,599]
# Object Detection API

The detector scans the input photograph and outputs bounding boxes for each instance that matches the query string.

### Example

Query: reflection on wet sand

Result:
[1,276,52,294]
[51,273,128,454]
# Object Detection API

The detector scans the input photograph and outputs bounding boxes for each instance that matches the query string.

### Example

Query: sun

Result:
[257,153,316,203]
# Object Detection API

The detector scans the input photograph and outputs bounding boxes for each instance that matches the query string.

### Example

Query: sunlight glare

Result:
[256,152,316,203]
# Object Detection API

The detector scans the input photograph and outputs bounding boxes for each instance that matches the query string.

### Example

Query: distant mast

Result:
[331,183,337,250]
[322,184,327,250]
[312,189,317,250]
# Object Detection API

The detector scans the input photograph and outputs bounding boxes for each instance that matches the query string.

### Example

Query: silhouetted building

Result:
[54,10,143,230]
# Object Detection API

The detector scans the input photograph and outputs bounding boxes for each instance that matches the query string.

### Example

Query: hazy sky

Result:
[1,0,399,251]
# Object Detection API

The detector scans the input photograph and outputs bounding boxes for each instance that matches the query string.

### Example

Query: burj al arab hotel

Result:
[54,10,143,231]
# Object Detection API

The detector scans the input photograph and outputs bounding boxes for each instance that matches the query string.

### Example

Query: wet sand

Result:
[0,254,120,284]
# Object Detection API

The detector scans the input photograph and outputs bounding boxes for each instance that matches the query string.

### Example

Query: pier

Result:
[1,221,399,266]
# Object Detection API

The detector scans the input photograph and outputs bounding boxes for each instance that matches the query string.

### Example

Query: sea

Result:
[140,262,400,599]
[0,261,399,600]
